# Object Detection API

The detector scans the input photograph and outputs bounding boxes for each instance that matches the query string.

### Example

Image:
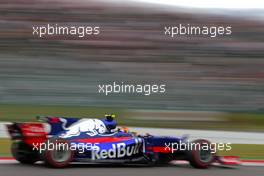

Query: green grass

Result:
[227,112,264,126]
[0,138,11,157]
[218,144,264,160]
[0,138,263,159]
[0,104,127,122]
[0,104,264,131]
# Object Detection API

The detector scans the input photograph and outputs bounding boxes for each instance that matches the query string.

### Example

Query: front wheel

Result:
[188,139,215,169]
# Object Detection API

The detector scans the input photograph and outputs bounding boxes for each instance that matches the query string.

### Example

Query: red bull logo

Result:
[60,119,107,138]
[92,138,143,160]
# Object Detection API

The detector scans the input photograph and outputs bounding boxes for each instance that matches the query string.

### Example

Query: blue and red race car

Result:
[6,115,239,168]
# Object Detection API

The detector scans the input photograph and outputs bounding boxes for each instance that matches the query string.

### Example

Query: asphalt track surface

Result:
[0,163,263,176]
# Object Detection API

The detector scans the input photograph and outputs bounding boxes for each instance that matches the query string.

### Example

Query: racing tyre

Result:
[11,141,39,164]
[43,139,74,168]
[188,139,215,169]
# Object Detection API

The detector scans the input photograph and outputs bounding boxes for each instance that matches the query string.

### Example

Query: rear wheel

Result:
[11,141,39,164]
[43,139,74,168]
[188,139,215,169]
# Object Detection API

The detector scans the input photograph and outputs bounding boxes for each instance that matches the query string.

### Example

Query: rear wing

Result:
[6,123,22,140]
[7,122,47,146]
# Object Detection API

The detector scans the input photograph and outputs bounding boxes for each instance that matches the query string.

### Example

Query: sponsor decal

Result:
[60,119,107,138]
[92,138,143,160]
[20,124,46,136]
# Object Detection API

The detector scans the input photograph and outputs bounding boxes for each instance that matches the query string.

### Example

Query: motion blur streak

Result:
[0,0,263,112]
[132,0,264,9]
[0,0,264,168]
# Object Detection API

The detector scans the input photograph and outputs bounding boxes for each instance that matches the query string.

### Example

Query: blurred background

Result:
[0,0,264,158]
[0,0,264,130]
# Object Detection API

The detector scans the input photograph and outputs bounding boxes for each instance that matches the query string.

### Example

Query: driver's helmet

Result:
[102,114,117,132]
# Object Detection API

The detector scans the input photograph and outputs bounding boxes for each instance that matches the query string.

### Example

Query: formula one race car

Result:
[6,115,240,168]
